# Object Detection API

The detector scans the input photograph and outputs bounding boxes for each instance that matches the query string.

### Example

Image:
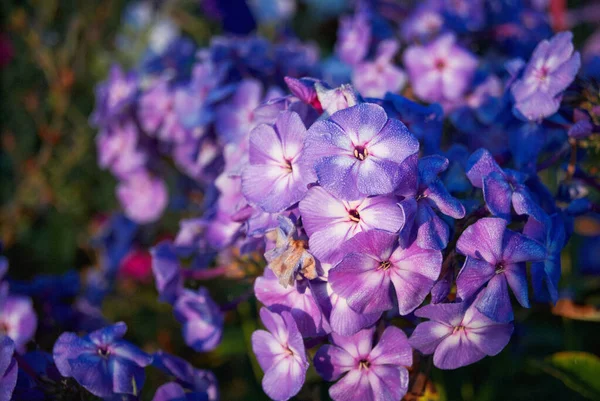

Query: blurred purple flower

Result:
[53,322,152,398]
[153,350,218,401]
[251,308,308,401]
[173,288,223,352]
[215,79,263,144]
[116,170,168,224]
[456,217,545,322]
[302,103,419,201]
[0,336,18,401]
[151,241,183,304]
[314,326,412,401]
[511,31,580,121]
[409,296,513,369]
[353,40,407,98]
[336,7,370,66]
[96,120,147,179]
[0,295,37,352]
[91,64,138,127]
[138,79,189,143]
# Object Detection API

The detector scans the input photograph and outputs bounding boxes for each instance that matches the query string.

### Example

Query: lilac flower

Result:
[53,322,153,398]
[151,241,183,304]
[255,268,330,338]
[138,79,188,143]
[466,148,546,222]
[299,186,405,263]
[409,296,513,369]
[173,288,223,352]
[353,40,407,98]
[314,326,412,401]
[399,155,466,250]
[0,295,37,352]
[0,336,18,401]
[314,82,360,119]
[312,261,382,336]
[523,214,567,303]
[173,136,221,182]
[336,8,370,66]
[153,350,218,401]
[456,217,545,322]
[96,120,147,178]
[403,34,478,105]
[251,308,308,401]
[511,32,581,121]
[329,230,442,315]
[400,1,443,43]
[116,170,168,224]
[302,103,419,201]
[215,79,264,144]
[242,111,315,213]
[91,64,137,126]
[153,383,189,401]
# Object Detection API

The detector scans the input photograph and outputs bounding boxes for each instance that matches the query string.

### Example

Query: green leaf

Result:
[533,352,600,400]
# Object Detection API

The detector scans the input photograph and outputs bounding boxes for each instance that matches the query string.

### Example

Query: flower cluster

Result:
[2,1,600,401]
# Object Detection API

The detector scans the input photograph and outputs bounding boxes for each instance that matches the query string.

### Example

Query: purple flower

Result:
[329,230,442,315]
[215,79,264,144]
[523,214,567,304]
[53,322,153,398]
[336,8,370,66]
[314,82,360,119]
[311,263,382,336]
[255,268,330,338]
[466,148,546,222]
[352,40,407,98]
[302,103,419,201]
[251,308,309,401]
[400,2,443,43]
[0,295,37,352]
[96,120,147,178]
[116,170,168,224]
[0,336,18,401]
[403,34,478,105]
[299,186,405,263]
[242,111,315,213]
[456,217,545,322]
[153,350,218,401]
[314,326,412,401]
[138,79,188,143]
[409,297,513,369]
[151,241,183,304]
[511,32,581,121]
[91,64,138,126]
[173,288,223,352]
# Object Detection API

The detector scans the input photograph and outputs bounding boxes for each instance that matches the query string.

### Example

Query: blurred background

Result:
[1,1,599,400]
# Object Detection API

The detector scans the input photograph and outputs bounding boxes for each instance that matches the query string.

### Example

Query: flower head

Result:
[314,326,412,401]
[302,103,419,201]
[251,308,309,401]
[151,241,183,304]
[353,40,407,98]
[53,322,153,398]
[96,120,147,179]
[0,336,18,401]
[91,64,138,126]
[173,288,223,352]
[153,350,218,401]
[409,296,513,369]
[511,31,581,121]
[456,217,545,322]
[116,170,168,224]
[0,294,37,352]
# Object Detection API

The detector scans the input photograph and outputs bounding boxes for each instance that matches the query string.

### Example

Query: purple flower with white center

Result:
[302,103,419,201]
[215,79,264,144]
[400,1,443,43]
[299,186,405,263]
[153,350,218,401]
[353,40,407,98]
[251,308,308,401]
[96,120,147,179]
[329,230,442,315]
[0,295,37,352]
[52,322,153,398]
[173,288,223,352]
[0,336,18,401]
[409,296,513,369]
[91,64,138,126]
[523,214,567,303]
[254,268,330,338]
[403,34,478,105]
[138,79,189,143]
[314,326,412,401]
[336,8,370,66]
[511,32,581,121]
[311,263,382,336]
[242,111,315,213]
[151,241,183,304]
[456,217,546,322]
[399,155,466,250]
[116,170,168,224]
[466,148,546,222]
